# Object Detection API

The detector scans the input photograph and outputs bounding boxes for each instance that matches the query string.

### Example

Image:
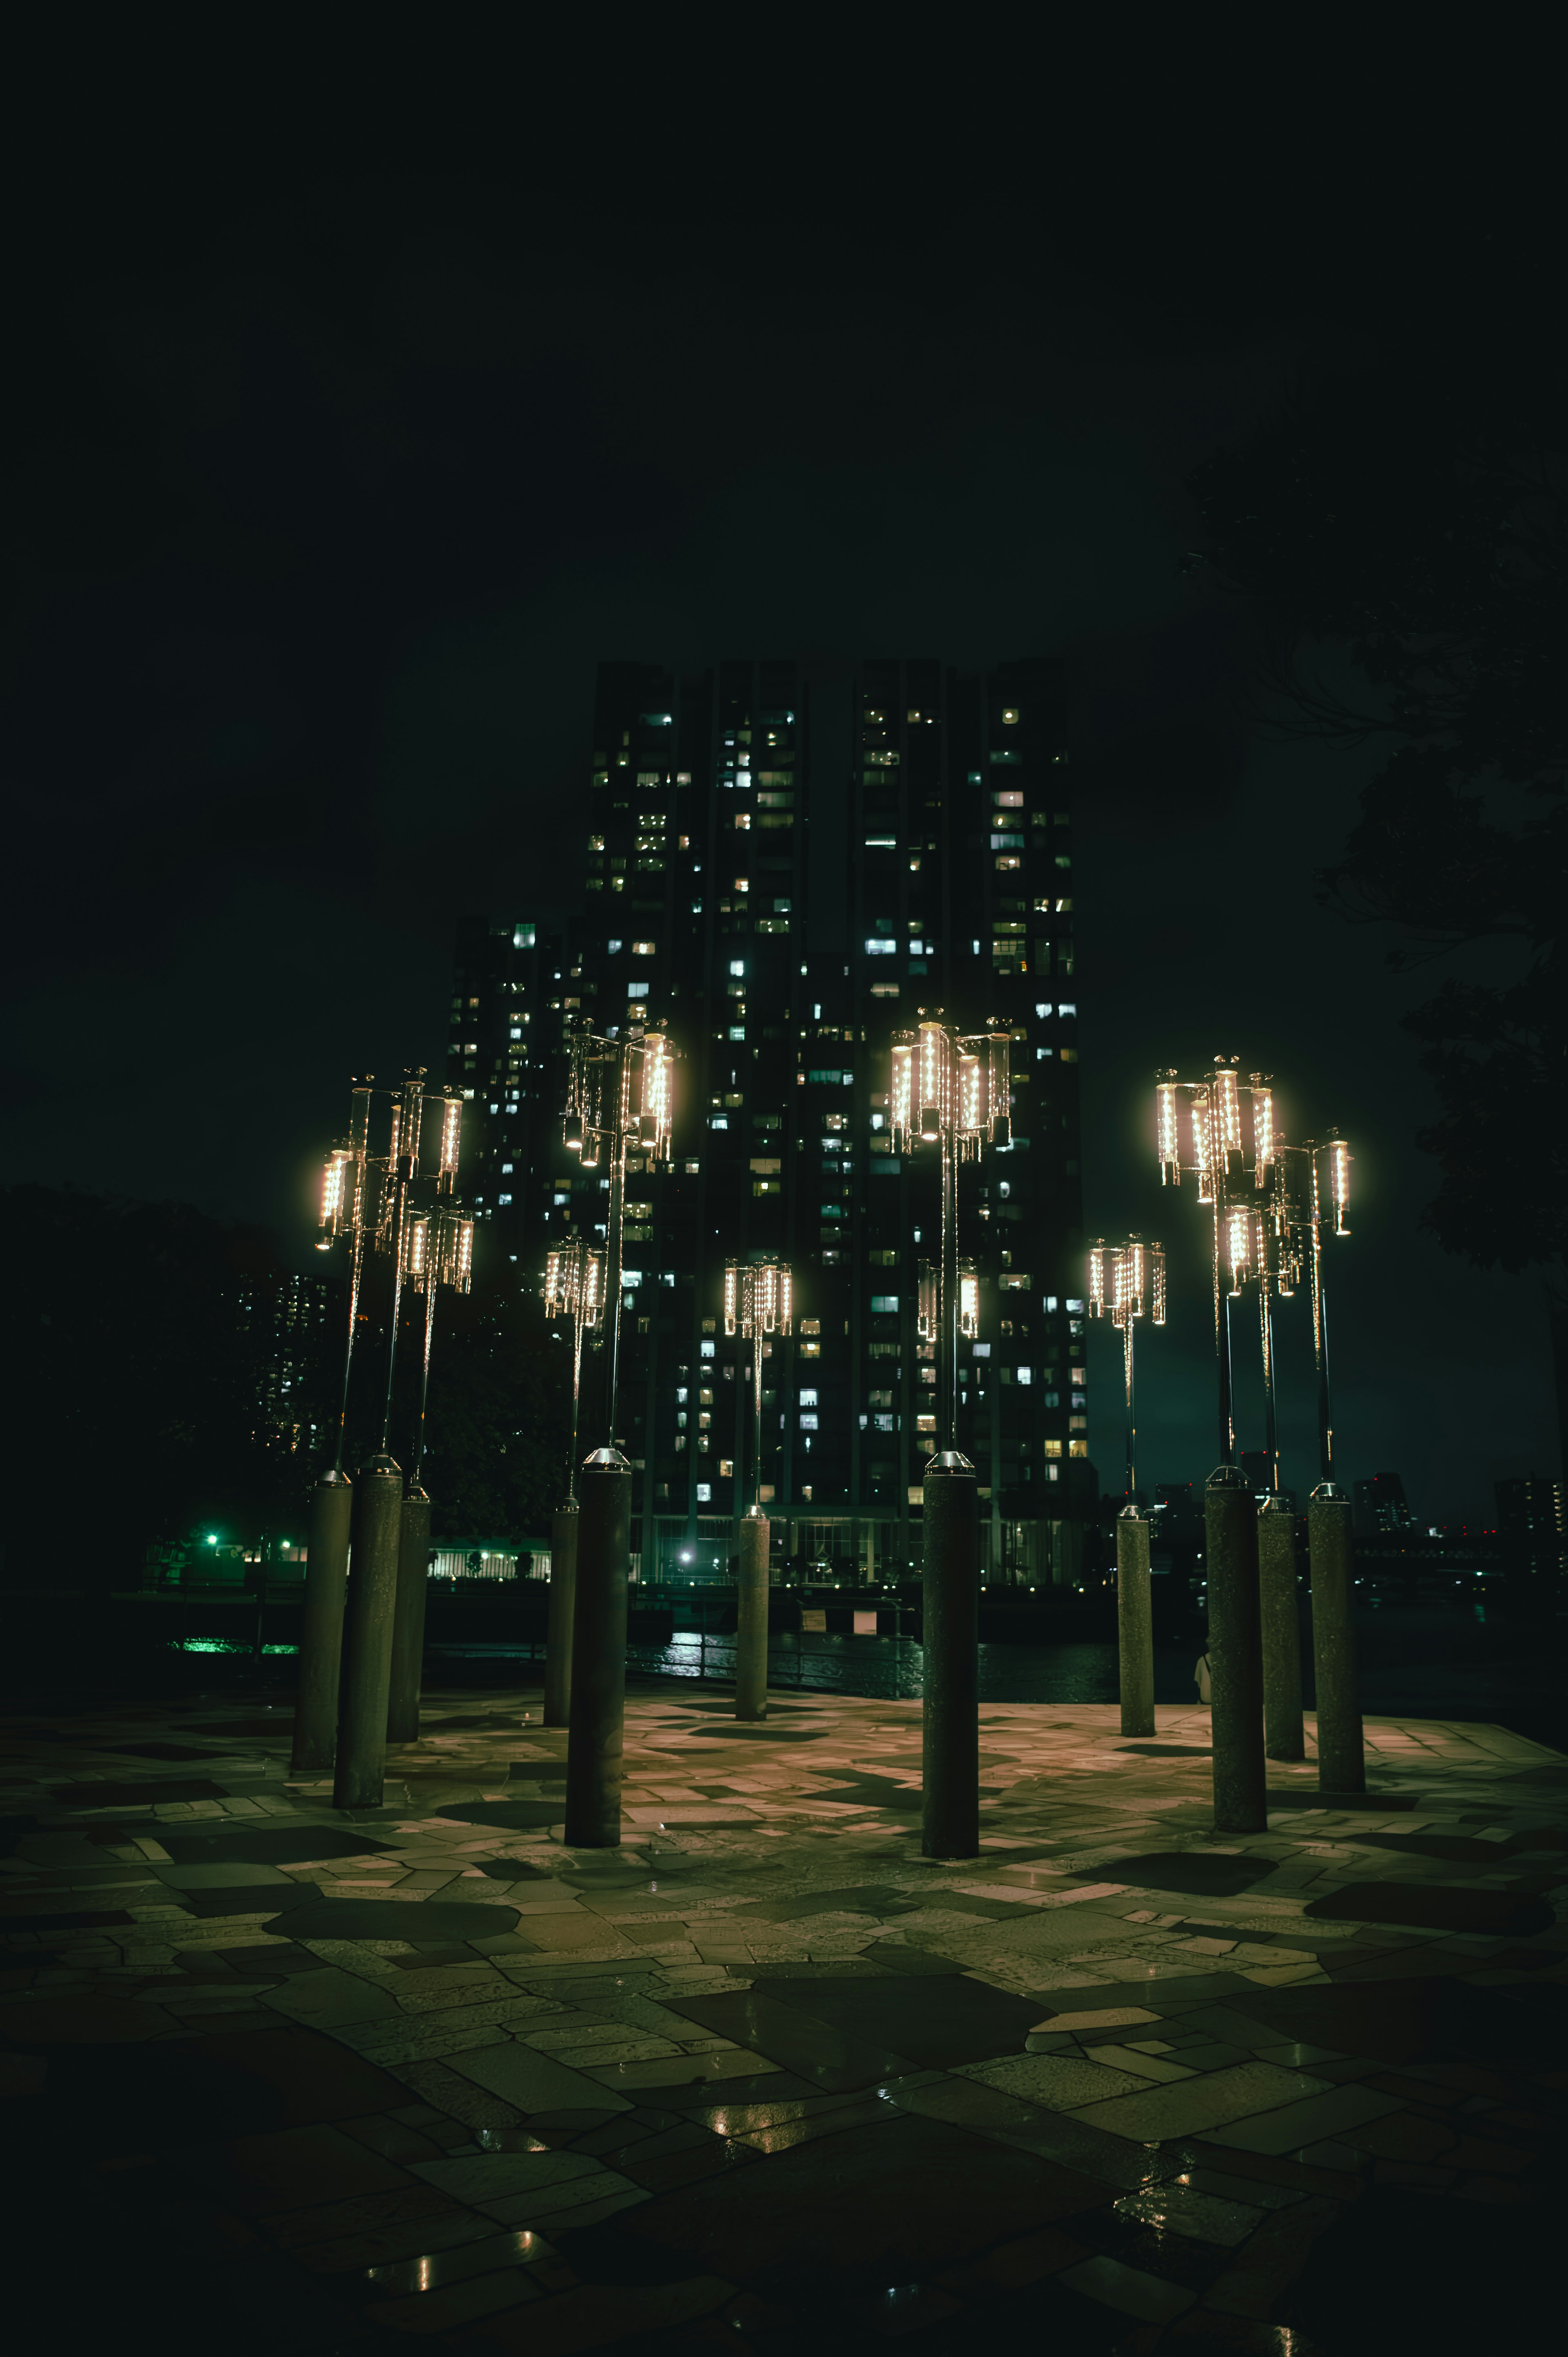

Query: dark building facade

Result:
[233,1271,337,1465]
[1352,1471,1417,1536]
[448,913,572,1269]
[1494,1473,1565,1580]
[449,656,1090,1583]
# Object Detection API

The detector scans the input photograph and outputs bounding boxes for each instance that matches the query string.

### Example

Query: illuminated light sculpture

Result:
[543,1235,606,1499]
[724,1257,793,1509]
[1280,1129,1352,1483]
[1156,1057,1278,1476]
[307,1070,468,1791]
[404,1199,475,1489]
[315,1070,469,1465]
[316,1078,375,1474]
[959,1260,980,1340]
[1087,1236,1166,1496]
[437,1094,462,1186]
[918,1259,938,1342]
[1157,1058,1346,1490]
[374,1072,425,1454]
[559,1022,675,1446]
[891,1013,1011,1454]
[920,1255,980,1342]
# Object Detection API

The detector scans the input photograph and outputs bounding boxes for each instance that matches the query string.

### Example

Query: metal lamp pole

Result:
[296,1071,464,1791]
[891,1012,1010,1860]
[1297,1132,1352,1487]
[1158,1059,1258,1467]
[1088,1236,1166,1500]
[725,1258,793,1512]
[545,1238,607,1499]
[1156,1056,1279,1831]
[388,1192,473,1746]
[333,1073,467,1807]
[725,1258,792,1721]
[372,1073,426,1453]
[292,1079,372,1774]
[541,1236,606,1726]
[1293,1131,1360,1790]
[319,1080,374,1477]
[1157,1059,1359,1815]
[1089,1238,1166,1738]
[334,1070,422,1806]
[561,1025,674,1448]
[893,1019,1011,1446]
[560,1022,674,1843]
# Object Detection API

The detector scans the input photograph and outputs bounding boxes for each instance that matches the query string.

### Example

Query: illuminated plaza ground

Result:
[2,1683,1565,2351]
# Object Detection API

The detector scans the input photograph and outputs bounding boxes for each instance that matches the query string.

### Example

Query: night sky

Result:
[4,65,1556,1524]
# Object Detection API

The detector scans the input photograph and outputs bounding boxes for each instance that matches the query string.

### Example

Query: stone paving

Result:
[2,1680,1566,2351]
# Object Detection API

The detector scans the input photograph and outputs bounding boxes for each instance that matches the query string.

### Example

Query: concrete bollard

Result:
[332,1454,403,1811]
[1205,1465,1267,1833]
[1308,1483,1365,1792]
[564,1449,631,1847]
[1116,1508,1155,1738]
[735,1507,770,1720]
[922,1452,980,1860]
[385,1486,431,1745]
[544,1501,578,1729]
[292,1471,353,1774]
[1259,1494,1305,1762]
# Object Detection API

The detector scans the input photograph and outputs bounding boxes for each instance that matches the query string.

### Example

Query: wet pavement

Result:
[2,1683,1565,2351]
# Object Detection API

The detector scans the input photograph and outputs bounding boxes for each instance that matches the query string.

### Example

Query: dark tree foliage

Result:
[1190,352,1568,1462]
[2,1185,313,1587]
[418,1267,565,1539]
[312,1239,570,1543]
[3,1186,572,1588]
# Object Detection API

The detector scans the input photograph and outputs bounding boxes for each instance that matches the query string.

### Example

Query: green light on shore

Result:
[167,1639,298,1656]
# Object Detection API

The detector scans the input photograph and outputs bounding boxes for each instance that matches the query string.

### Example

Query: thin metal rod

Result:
[332,1222,366,1477]
[753,1329,765,1510]
[412,1284,437,1488]
[1124,1318,1136,1497]
[380,1173,409,1454]
[1307,1147,1334,1483]
[1319,1282,1336,1483]
[1217,1274,1236,1467]
[941,1127,959,1449]
[1259,1281,1278,1492]
[567,1310,585,1504]
[603,1045,628,1446]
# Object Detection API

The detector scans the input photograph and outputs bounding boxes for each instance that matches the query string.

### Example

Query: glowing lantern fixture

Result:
[725,1256,793,1510]
[543,1235,607,1499]
[559,1021,676,1449]
[437,1096,462,1189]
[1156,1057,1350,1487]
[313,1077,375,1473]
[1289,1129,1353,1482]
[890,1012,1011,1458]
[1087,1236,1166,1495]
[314,1070,468,1475]
[401,1198,474,1487]
[959,1262,980,1341]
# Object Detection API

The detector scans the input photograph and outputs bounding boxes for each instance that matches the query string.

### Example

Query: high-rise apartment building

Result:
[448,655,1090,1582]
[448,913,570,1266]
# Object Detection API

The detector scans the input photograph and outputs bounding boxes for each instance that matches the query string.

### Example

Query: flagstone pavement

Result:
[3,1681,1566,2352]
